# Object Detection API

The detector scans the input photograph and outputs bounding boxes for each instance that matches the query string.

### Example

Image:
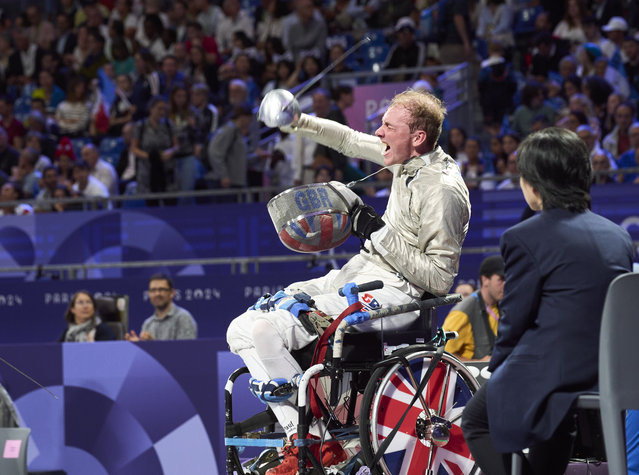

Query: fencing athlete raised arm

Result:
[226,88,470,475]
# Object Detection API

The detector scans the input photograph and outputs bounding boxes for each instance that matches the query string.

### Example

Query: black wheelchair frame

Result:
[224,283,481,475]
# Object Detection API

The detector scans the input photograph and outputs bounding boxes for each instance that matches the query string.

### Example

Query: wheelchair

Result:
[225,281,481,475]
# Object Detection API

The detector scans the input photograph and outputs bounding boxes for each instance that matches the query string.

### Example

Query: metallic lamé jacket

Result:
[286,114,471,297]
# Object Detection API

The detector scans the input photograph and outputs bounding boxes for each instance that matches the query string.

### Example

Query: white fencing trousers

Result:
[226,261,421,437]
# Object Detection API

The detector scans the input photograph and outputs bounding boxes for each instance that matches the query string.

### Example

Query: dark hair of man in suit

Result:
[516,127,591,213]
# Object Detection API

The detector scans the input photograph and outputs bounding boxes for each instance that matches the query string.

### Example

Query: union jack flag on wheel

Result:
[359,348,479,475]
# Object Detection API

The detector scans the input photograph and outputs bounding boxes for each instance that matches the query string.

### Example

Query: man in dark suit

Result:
[461,127,635,474]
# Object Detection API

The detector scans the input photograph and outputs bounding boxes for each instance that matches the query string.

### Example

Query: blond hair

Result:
[389,89,446,149]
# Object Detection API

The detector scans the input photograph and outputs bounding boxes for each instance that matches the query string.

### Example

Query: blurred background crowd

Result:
[0,0,637,215]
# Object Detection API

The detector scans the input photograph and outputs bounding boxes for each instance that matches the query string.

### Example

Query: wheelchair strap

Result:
[369,344,446,470]
[309,300,363,419]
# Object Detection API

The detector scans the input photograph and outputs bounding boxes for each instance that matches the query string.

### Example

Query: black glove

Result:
[351,203,385,240]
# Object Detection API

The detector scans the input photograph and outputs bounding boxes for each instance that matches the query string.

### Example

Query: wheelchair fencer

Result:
[224,280,481,475]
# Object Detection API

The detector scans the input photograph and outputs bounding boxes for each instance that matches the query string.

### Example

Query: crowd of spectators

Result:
[0,0,637,215]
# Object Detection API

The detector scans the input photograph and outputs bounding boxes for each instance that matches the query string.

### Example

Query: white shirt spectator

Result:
[216,9,254,53]
[73,175,109,199]
[93,159,119,196]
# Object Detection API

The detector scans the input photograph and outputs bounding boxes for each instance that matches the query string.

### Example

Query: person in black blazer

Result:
[461,127,635,474]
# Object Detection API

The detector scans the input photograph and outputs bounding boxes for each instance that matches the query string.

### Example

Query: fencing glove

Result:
[351,203,385,240]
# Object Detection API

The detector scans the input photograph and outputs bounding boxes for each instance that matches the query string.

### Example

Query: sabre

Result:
[0,355,59,399]
[259,35,373,128]
[293,35,372,101]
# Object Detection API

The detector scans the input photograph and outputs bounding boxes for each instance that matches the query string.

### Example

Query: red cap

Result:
[55,136,76,161]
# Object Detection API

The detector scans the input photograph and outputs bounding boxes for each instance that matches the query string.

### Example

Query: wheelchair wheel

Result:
[359,346,479,474]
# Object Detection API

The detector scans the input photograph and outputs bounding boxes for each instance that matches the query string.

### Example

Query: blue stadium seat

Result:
[513,6,543,36]
[70,137,93,161]
[99,136,124,166]
[13,97,31,123]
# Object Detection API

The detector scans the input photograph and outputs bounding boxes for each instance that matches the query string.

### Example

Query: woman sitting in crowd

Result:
[58,290,115,342]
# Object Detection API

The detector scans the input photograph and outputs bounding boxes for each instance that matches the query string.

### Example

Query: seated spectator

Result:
[137,13,168,63]
[448,126,468,167]
[282,0,326,63]
[0,180,33,216]
[108,73,136,137]
[622,35,639,100]
[616,122,639,184]
[58,290,116,342]
[126,273,198,341]
[322,41,357,90]
[216,0,255,60]
[72,160,110,202]
[497,151,521,190]
[32,70,66,115]
[511,80,557,138]
[158,55,186,99]
[552,0,587,46]
[488,134,507,175]
[601,16,627,59]
[186,44,219,95]
[109,0,138,44]
[55,75,91,137]
[81,143,118,196]
[6,28,37,90]
[254,0,288,49]
[24,132,53,172]
[219,78,250,124]
[454,282,476,299]
[0,127,19,177]
[556,108,589,132]
[478,40,517,130]
[530,113,552,133]
[131,49,160,121]
[168,85,200,197]
[581,75,614,123]
[290,54,323,101]
[601,91,622,137]
[51,184,79,212]
[233,52,260,107]
[24,99,60,138]
[25,108,58,156]
[264,145,295,190]
[461,136,494,190]
[191,82,219,137]
[500,130,521,158]
[79,28,108,80]
[0,95,26,150]
[593,48,630,100]
[185,20,221,66]
[35,165,61,212]
[192,0,223,38]
[582,15,618,62]
[591,150,617,184]
[53,136,76,189]
[16,147,41,198]
[576,124,614,165]
[443,255,505,361]
[475,0,514,60]
[603,101,635,159]
[560,73,582,106]
[115,122,136,194]
[528,32,566,80]
[382,17,427,82]
[110,36,135,77]
[558,55,578,83]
